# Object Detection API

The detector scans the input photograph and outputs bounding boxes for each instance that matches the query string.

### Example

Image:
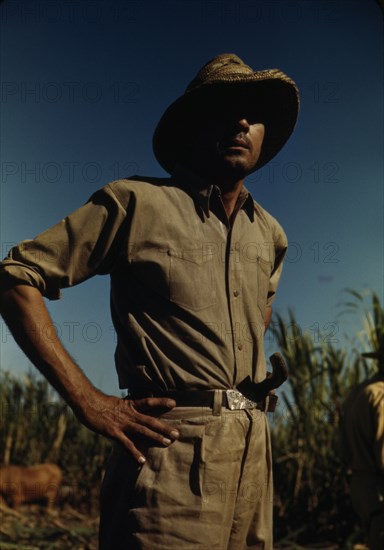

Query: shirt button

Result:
[233,290,239,297]
[237,343,243,351]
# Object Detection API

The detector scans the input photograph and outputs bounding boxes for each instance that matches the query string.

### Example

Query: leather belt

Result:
[129,390,278,412]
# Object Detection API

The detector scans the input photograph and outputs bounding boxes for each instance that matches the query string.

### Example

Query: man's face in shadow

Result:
[182,102,265,185]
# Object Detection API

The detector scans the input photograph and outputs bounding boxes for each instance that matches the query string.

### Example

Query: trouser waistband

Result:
[128,389,278,412]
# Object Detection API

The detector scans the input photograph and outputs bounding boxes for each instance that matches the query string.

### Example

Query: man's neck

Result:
[198,169,246,219]
[177,162,247,219]
[218,180,244,219]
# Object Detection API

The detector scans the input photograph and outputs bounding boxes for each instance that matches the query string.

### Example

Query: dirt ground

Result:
[0,504,369,550]
[0,504,99,550]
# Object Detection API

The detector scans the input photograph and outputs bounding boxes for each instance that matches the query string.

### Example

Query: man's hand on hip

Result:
[77,391,180,464]
[0,285,179,465]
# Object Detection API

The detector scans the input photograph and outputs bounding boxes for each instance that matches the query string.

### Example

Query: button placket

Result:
[227,222,245,384]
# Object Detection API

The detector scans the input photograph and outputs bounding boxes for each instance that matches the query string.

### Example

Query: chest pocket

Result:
[168,248,217,311]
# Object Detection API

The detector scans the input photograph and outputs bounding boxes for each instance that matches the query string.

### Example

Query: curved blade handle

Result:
[236,352,288,402]
[268,352,288,389]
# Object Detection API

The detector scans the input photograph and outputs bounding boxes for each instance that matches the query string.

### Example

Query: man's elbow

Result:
[0,284,42,316]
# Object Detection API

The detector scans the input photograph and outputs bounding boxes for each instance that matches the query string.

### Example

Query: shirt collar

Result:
[171,164,255,222]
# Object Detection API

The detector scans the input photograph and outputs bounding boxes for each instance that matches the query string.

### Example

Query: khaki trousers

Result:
[99,402,273,549]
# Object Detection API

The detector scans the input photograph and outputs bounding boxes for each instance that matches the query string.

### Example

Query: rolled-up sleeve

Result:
[0,183,129,300]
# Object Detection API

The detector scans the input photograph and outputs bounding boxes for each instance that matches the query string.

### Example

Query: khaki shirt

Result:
[342,374,384,474]
[0,167,288,392]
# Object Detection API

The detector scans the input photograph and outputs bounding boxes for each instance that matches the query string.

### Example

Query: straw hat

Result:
[153,53,300,174]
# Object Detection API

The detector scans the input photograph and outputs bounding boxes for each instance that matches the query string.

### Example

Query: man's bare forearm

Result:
[0,285,96,414]
[0,284,179,463]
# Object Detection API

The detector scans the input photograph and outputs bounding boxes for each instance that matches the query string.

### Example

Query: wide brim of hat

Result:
[153,77,299,174]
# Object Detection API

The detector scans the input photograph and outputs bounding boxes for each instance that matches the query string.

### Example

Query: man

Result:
[342,336,384,550]
[0,54,299,548]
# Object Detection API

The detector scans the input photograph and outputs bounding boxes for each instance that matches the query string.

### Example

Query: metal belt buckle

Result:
[225,389,257,410]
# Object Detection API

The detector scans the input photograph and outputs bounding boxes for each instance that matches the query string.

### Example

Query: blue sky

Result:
[0,0,383,394]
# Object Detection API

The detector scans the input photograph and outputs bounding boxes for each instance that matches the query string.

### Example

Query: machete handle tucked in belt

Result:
[236,352,288,404]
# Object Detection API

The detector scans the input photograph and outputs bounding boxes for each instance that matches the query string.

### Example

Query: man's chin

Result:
[217,155,257,178]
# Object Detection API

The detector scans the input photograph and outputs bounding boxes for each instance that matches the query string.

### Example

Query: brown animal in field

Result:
[0,463,62,509]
